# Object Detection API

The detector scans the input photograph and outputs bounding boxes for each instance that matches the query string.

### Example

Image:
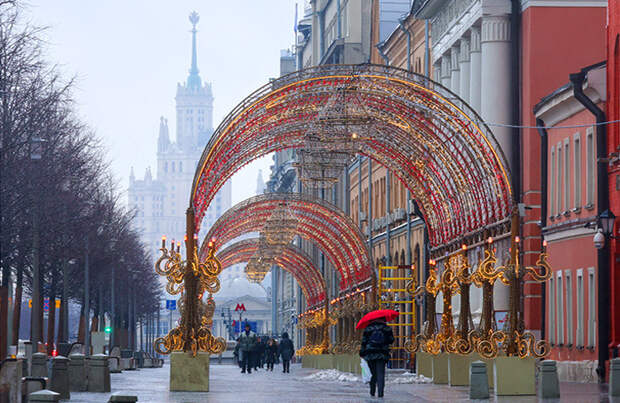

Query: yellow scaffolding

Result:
[378,265,416,368]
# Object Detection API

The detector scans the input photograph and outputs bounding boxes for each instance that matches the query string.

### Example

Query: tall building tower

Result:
[129,11,232,261]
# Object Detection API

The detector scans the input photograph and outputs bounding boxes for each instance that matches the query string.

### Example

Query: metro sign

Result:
[234,303,246,312]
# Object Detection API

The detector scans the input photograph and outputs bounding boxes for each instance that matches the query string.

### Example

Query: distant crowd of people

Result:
[234,323,295,374]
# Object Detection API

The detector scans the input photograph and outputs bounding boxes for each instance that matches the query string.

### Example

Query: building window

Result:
[172,161,175,173]
[587,267,596,347]
[548,277,555,344]
[557,271,564,345]
[179,161,183,173]
[576,269,584,347]
[165,162,168,173]
[574,133,582,208]
[586,127,594,206]
[564,138,570,211]
[565,270,573,346]
[557,143,562,214]
[550,146,555,216]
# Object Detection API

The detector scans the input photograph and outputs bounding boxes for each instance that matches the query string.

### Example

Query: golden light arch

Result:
[191,64,513,249]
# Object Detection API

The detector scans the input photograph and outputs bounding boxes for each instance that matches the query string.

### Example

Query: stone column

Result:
[87,354,111,392]
[459,38,471,103]
[50,355,70,400]
[68,353,87,391]
[450,47,460,95]
[31,352,47,378]
[469,27,482,113]
[480,14,513,166]
[440,54,451,88]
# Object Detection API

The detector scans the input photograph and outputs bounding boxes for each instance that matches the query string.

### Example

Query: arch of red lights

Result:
[214,238,326,309]
[200,193,373,292]
[191,64,513,247]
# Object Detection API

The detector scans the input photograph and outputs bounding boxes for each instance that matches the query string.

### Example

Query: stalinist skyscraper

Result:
[128,11,232,260]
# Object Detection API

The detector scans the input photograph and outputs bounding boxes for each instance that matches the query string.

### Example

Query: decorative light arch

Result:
[200,193,373,292]
[191,64,513,247]
[214,239,327,309]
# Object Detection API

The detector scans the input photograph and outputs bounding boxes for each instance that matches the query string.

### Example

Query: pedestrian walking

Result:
[252,336,265,371]
[233,343,240,368]
[238,323,257,374]
[278,332,294,373]
[264,338,278,371]
[359,318,394,398]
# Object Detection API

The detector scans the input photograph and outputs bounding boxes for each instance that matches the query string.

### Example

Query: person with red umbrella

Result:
[357,309,397,398]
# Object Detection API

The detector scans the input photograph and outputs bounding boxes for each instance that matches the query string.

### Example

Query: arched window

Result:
[400,250,405,265]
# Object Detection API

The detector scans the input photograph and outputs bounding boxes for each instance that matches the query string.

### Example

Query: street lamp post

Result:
[594,209,616,381]
[84,234,90,355]
[109,264,115,351]
[30,136,45,350]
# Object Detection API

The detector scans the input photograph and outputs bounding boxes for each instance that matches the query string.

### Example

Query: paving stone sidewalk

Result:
[68,362,614,403]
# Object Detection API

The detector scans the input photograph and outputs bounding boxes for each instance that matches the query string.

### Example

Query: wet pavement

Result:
[68,361,616,402]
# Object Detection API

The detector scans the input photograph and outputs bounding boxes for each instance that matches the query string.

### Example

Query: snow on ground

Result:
[301,369,361,382]
[300,369,431,384]
[387,371,432,384]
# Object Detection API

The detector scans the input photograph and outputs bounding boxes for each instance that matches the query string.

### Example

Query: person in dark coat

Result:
[259,337,267,369]
[278,332,294,373]
[264,338,278,371]
[253,336,266,370]
[359,318,394,398]
[237,323,257,374]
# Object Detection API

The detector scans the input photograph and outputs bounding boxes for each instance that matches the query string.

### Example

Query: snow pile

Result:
[302,369,360,383]
[387,372,432,384]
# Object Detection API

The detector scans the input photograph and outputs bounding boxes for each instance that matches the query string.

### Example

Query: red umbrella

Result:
[356,309,399,330]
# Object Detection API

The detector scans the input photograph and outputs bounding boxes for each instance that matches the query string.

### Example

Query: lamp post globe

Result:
[598,209,616,237]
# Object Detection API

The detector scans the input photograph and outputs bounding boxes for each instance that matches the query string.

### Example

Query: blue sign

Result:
[234,320,257,333]
[166,300,176,311]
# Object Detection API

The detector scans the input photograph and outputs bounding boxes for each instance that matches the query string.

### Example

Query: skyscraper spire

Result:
[187,11,202,90]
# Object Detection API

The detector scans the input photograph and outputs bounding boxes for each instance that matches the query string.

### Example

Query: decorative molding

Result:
[521,0,607,11]
[481,15,511,43]
[460,38,471,62]
[450,46,460,71]
[470,26,481,52]
[441,55,452,78]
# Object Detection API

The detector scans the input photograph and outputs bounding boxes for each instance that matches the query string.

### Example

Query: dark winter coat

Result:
[238,330,257,352]
[359,321,394,361]
[265,343,278,364]
[278,333,295,361]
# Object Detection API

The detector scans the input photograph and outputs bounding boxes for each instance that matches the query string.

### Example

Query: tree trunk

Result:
[78,304,85,344]
[12,266,23,345]
[46,274,56,355]
[0,285,8,360]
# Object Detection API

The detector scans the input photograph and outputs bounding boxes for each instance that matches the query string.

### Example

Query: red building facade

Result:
[535,65,606,381]
[607,0,620,361]
[520,2,606,336]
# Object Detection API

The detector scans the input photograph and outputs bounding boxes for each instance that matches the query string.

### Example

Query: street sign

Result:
[166,300,176,310]
[43,297,49,312]
[234,303,246,312]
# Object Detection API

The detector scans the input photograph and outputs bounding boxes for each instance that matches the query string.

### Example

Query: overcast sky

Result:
[26,0,298,204]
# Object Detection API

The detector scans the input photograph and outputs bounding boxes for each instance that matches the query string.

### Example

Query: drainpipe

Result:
[569,69,610,383]
[424,21,430,77]
[510,0,522,200]
[398,19,411,71]
[337,0,342,39]
[376,42,389,65]
[536,118,548,340]
[368,159,373,270]
[386,172,391,265]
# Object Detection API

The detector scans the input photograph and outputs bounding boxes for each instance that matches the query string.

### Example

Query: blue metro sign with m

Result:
[166,299,176,310]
